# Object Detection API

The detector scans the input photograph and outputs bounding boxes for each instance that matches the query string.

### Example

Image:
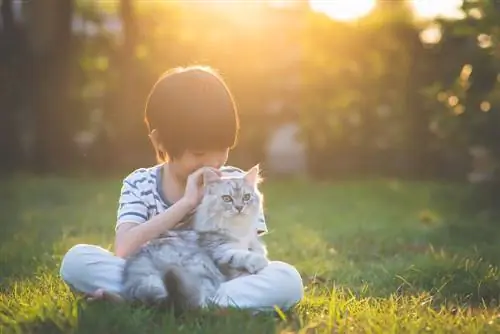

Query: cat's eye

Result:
[242,193,251,201]
[221,195,233,202]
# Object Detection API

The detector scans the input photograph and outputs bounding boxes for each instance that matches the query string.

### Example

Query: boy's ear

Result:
[149,129,169,162]
[149,129,161,151]
[149,129,169,161]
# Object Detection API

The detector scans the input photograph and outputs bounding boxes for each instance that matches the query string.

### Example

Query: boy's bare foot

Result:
[85,288,125,303]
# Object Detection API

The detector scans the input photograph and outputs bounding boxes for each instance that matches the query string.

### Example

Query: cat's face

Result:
[202,165,262,219]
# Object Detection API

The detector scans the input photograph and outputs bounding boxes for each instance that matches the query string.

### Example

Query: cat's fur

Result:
[121,165,269,311]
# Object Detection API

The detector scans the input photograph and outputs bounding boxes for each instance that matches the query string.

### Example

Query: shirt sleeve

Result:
[115,172,149,230]
[256,211,268,235]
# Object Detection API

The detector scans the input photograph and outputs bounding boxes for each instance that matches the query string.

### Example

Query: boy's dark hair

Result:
[144,66,240,162]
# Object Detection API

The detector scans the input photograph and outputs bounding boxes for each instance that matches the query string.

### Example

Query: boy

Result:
[59,66,304,311]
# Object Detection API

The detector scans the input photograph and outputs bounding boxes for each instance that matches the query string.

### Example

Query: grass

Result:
[2,175,500,333]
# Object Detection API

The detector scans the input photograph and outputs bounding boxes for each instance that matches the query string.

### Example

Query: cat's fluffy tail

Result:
[163,265,205,312]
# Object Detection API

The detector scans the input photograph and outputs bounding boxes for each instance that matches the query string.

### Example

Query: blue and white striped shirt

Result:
[116,164,268,235]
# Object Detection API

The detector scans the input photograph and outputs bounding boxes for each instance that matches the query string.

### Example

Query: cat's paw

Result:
[244,253,269,274]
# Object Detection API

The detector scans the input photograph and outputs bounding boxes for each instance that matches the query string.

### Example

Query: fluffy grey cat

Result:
[121,165,269,311]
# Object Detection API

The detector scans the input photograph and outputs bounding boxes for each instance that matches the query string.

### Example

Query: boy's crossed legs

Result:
[59,244,304,311]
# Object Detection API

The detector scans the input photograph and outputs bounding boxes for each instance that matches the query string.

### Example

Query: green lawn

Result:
[2,175,500,333]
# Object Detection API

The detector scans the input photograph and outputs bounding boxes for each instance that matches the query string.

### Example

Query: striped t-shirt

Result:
[116,164,268,235]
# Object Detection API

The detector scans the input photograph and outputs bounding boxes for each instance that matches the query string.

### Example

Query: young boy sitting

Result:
[59,66,304,311]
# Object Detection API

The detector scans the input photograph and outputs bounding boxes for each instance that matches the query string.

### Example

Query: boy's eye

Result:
[221,195,233,202]
[242,194,251,201]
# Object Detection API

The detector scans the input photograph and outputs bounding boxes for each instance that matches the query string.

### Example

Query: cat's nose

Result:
[235,205,243,213]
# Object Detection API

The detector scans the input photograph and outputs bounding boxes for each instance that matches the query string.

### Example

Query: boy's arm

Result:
[114,199,193,258]
[113,171,195,258]
[114,166,214,258]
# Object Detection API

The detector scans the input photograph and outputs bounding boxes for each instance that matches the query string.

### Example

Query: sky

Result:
[308,0,464,21]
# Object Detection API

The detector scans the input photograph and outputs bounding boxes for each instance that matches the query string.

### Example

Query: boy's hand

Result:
[182,167,221,210]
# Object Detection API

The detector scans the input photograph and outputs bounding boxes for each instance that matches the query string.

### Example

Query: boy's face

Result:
[174,148,229,176]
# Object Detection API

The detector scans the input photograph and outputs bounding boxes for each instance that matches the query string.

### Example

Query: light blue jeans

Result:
[59,244,304,311]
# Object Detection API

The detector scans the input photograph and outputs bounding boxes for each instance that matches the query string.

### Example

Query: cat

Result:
[121,165,269,311]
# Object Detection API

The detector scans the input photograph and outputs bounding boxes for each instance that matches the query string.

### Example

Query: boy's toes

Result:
[85,289,125,303]
[85,288,105,302]
[102,291,126,303]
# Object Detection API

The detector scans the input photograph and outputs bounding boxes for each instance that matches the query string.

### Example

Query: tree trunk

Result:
[0,0,25,171]
[23,0,75,173]
[404,26,432,179]
[116,0,139,167]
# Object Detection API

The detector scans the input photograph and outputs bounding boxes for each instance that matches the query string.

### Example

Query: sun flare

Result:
[309,0,376,22]
[410,0,464,20]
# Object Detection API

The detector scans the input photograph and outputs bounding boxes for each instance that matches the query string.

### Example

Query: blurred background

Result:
[1,0,499,213]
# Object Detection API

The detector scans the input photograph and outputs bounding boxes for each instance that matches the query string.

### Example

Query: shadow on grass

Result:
[404,218,500,307]
[7,300,291,334]
[294,207,500,308]
[78,303,287,334]
[0,176,118,289]
[402,183,500,306]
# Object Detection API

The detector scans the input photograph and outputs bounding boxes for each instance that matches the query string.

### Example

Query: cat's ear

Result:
[244,164,262,185]
[203,169,220,186]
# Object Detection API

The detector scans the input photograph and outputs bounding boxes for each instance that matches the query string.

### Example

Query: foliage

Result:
[2,0,500,185]
[427,0,500,217]
[299,6,434,178]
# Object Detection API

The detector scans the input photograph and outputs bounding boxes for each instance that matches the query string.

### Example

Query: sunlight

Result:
[309,0,376,22]
[419,24,442,45]
[410,0,465,20]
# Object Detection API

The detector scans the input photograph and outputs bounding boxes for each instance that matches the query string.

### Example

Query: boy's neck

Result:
[160,162,187,204]
[164,162,187,185]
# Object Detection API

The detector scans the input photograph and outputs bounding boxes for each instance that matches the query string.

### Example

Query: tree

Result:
[433,0,500,216]
[298,6,436,179]
[22,0,76,172]
[0,0,25,171]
